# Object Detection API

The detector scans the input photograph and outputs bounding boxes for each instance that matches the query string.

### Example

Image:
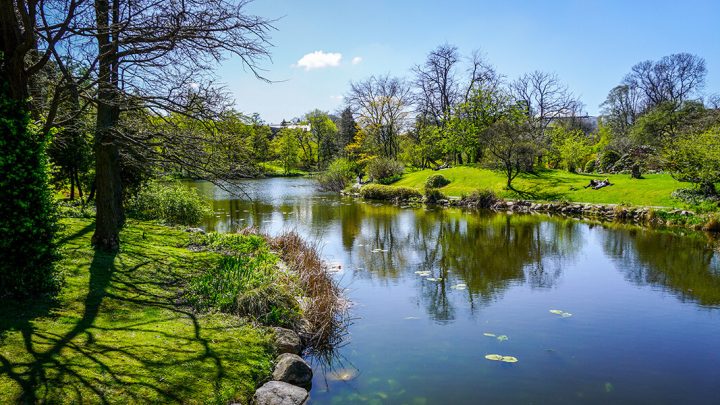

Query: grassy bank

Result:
[394,166,687,207]
[0,218,273,404]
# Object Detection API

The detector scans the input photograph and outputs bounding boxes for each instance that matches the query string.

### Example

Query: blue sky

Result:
[216,0,720,124]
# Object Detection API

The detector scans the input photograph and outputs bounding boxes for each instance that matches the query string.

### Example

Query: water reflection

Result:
[602,225,720,306]
[187,178,720,404]
[189,178,720,311]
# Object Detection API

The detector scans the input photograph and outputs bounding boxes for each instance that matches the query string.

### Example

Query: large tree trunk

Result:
[91,0,124,250]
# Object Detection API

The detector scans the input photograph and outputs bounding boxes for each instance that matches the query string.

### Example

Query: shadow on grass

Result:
[0,242,230,403]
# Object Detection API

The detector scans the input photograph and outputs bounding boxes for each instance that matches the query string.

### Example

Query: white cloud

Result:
[351,56,363,65]
[295,51,343,70]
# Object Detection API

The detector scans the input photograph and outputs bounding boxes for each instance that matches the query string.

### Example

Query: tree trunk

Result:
[91,0,124,251]
[75,169,84,199]
[69,169,75,199]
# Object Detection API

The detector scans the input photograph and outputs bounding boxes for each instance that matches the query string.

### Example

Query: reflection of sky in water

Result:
[187,178,720,405]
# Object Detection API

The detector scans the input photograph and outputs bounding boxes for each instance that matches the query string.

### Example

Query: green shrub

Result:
[0,86,59,299]
[599,150,620,172]
[584,159,597,173]
[127,181,211,226]
[460,189,498,209]
[424,187,446,204]
[425,174,450,188]
[317,158,358,192]
[188,233,301,328]
[366,157,404,184]
[359,184,422,201]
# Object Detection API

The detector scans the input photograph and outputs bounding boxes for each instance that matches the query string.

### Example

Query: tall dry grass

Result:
[269,231,349,354]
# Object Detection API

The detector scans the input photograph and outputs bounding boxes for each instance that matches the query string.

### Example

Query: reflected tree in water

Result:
[602,226,720,306]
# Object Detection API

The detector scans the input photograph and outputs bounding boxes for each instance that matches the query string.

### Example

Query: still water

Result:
[189,177,720,405]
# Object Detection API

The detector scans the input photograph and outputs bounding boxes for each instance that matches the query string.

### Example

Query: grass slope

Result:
[0,218,273,404]
[395,167,687,207]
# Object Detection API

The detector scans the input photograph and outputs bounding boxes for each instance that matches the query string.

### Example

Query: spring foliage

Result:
[126,181,211,225]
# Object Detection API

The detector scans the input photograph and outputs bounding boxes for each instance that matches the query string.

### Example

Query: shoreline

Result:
[342,189,715,232]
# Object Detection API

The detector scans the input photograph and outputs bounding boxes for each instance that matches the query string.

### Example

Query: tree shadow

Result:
[0,243,233,403]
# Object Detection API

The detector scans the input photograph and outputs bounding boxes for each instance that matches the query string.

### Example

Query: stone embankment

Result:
[252,327,312,405]
[451,199,692,224]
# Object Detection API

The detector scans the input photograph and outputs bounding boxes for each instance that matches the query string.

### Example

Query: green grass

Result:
[394,166,688,207]
[260,162,310,177]
[0,218,273,404]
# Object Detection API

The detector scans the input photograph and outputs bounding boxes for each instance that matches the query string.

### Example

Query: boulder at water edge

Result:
[272,353,313,389]
[273,327,303,355]
[253,381,308,405]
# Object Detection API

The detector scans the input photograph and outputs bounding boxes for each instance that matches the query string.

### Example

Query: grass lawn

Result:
[395,166,689,207]
[260,162,310,177]
[0,218,273,404]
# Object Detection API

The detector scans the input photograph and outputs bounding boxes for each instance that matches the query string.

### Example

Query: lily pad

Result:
[549,309,564,315]
[414,271,431,277]
[485,354,504,361]
[497,335,509,342]
[483,333,496,337]
[501,356,518,363]
[561,312,573,318]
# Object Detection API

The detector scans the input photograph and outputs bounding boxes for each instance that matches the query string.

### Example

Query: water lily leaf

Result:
[485,354,503,361]
[549,309,564,315]
[483,333,496,337]
[497,335,509,342]
[414,271,431,277]
[561,312,573,318]
[501,356,518,363]
[426,278,437,281]
[451,283,467,290]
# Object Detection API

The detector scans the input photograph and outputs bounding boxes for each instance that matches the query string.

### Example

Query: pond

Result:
[189,177,720,404]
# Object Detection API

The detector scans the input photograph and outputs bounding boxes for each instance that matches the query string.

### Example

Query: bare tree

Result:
[44,0,275,250]
[346,74,411,158]
[624,53,706,110]
[412,44,498,126]
[511,71,582,163]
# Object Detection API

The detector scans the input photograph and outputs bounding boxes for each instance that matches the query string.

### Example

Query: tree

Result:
[337,107,358,155]
[550,126,592,172]
[0,0,82,297]
[624,53,706,110]
[306,109,338,169]
[49,0,274,250]
[511,71,582,161]
[480,102,535,189]
[600,84,642,142]
[346,75,411,158]
[665,126,720,195]
[449,85,506,164]
[412,44,498,164]
[272,128,301,175]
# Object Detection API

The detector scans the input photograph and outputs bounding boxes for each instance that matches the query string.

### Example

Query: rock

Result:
[253,381,308,405]
[273,327,303,355]
[185,227,205,234]
[272,353,313,389]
